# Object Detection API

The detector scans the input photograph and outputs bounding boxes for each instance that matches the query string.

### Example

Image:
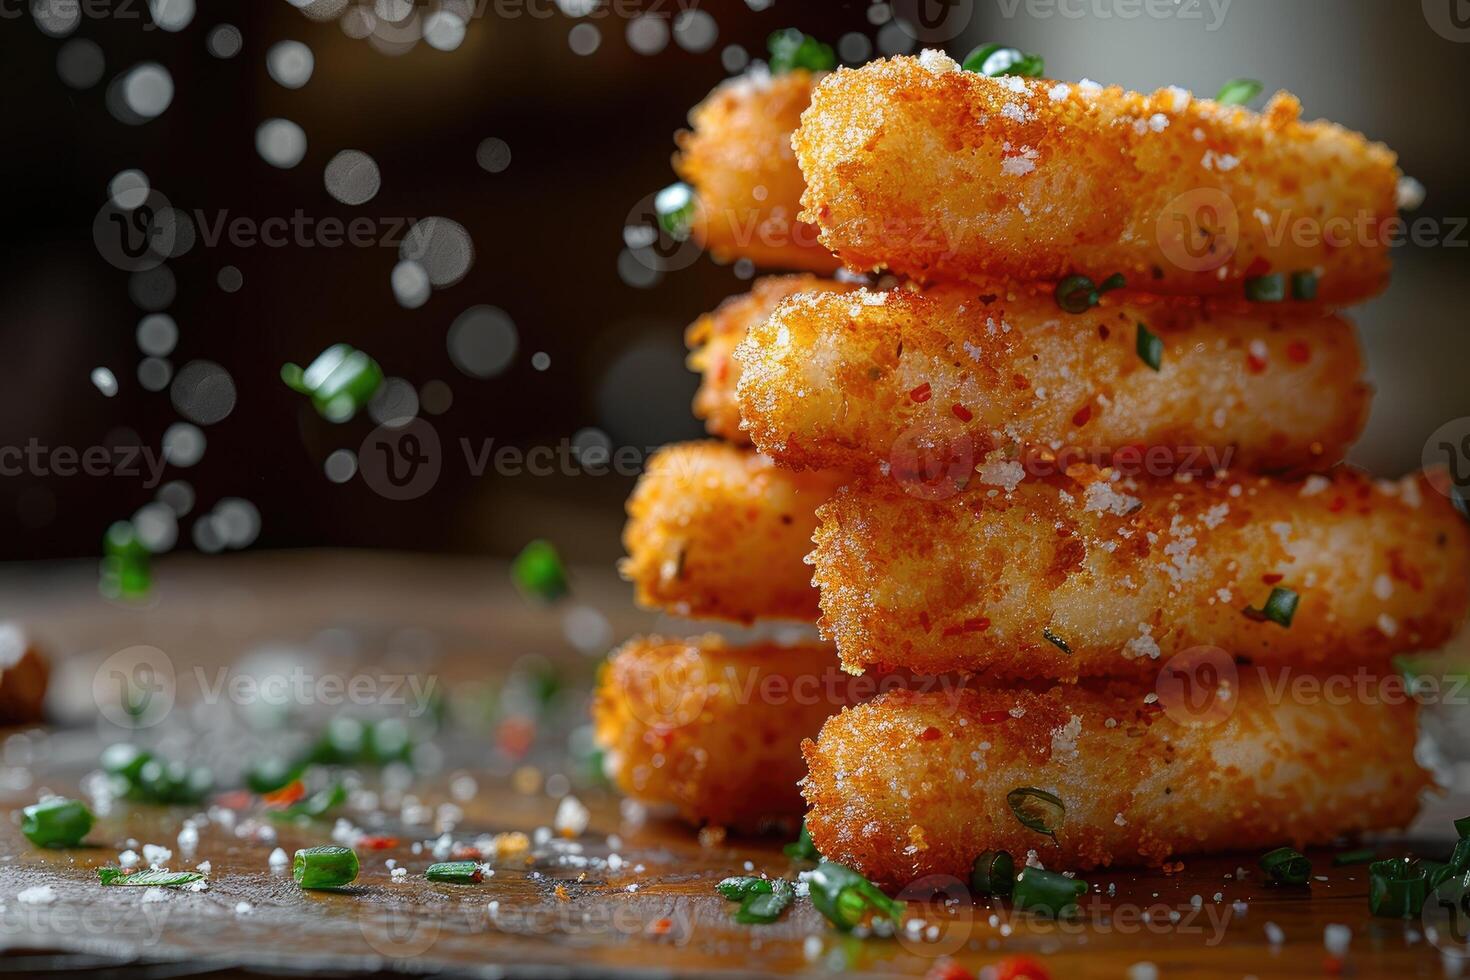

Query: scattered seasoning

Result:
[21,798,94,848]
[1041,627,1072,655]
[1368,858,1429,917]
[1135,323,1164,372]
[1244,273,1287,303]
[961,43,1044,78]
[1290,270,1319,302]
[1333,849,1376,867]
[653,182,696,242]
[807,862,905,933]
[1260,847,1312,886]
[767,29,835,74]
[1244,587,1299,628]
[281,344,384,423]
[292,845,360,890]
[970,850,1015,897]
[426,861,484,884]
[1215,78,1264,107]
[1055,273,1125,314]
[909,382,933,403]
[98,868,205,887]
[1013,867,1088,917]
[1006,788,1065,840]
[513,539,569,602]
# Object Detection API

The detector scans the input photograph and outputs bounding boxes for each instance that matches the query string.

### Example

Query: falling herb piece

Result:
[970,850,1015,897]
[961,43,1045,78]
[282,344,384,423]
[1260,846,1312,885]
[513,539,569,602]
[1013,867,1088,917]
[654,182,697,242]
[100,520,152,601]
[1135,323,1164,372]
[1333,848,1377,867]
[1369,858,1430,917]
[1290,270,1319,302]
[1007,787,1065,840]
[783,820,820,862]
[1245,273,1287,303]
[808,861,905,933]
[767,29,835,74]
[1041,627,1072,655]
[426,861,484,884]
[293,845,360,890]
[736,879,793,924]
[98,868,204,887]
[21,798,94,848]
[1244,587,1298,628]
[1216,78,1263,107]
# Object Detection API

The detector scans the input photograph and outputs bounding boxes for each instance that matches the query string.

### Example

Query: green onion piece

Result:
[1449,837,1470,874]
[970,850,1015,897]
[1333,848,1377,867]
[767,29,836,74]
[1013,867,1088,917]
[21,798,94,848]
[735,879,793,924]
[1368,858,1429,917]
[1244,587,1298,628]
[1097,273,1127,294]
[101,521,151,601]
[808,861,905,933]
[961,44,1045,78]
[1260,846,1312,885]
[1456,816,1470,839]
[247,756,305,795]
[718,876,774,901]
[366,718,413,763]
[426,861,484,884]
[98,868,204,887]
[1007,787,1065,840]
[1290,270,1319,302]
[1055,275,1098,314]
[513,539,569,602]
[1244,273,1287,303]
[654,182,697,243]
[270,782,347,822]
[1135,323,1164,372]
[310,716,368,764]
[280,363,309,394]
[130,758,213,805]
[313,349,384,423]
[1216,79,1263,107]
[784,820,821,862]
[101,743,152,783]
[1041,627,1072,655]
[293,845,360,890]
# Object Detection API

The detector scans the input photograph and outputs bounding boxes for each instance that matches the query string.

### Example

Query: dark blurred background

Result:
[1,0,1467,566]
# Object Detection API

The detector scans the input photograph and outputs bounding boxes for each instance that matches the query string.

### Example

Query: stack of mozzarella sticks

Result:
[595,49,1470,887]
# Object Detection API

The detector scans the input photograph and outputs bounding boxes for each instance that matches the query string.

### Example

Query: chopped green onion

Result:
[1216,79,1263,107]
[1449,837,1470,875]
[808,861,905,933]
[1369,858,1429,917]
[1097,273,1127,294]
[293,845,360,890]
[767,29,835,74]
[1135,323,1164,372]
[1012,867,1088,917]
[1333,848,1377,867]
[970,850,1015,897]
[783,820,820,862]
[310,716,368,764]
[283,344,384,423]
[1456,816,1470,839]
[101,743,152,783]
[270,782,347,822]
[426,861,484,884]
[1244,587,1298,628]
[1244,273,1287,303]
[1041,627,1072,655]
[717,876,774,901]
[130,758,213,805]
[100,521,151,601]
[21,798,94,848]
[1007,787,1065,840]
[366,718,413,763]
[98,868,204,887]
[513,539,568,602]
[1290,270,1319,302]
[961,44,1045,78]
[1260,846,1311,886]
[653,182,697,243]
[736,879,793,924]
[1056,275,1098,314]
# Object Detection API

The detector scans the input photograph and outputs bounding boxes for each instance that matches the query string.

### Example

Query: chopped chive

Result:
[961,44,1044,78]
[98,868,204,887]
[735,879,793,924]
[101,520,152,601]
[1333,848,1377,867]
[1013,867,1088,917]
[129,758,213,805]
[1041,627,1072,655]
[1449,837,1470,875]
[1369,858,1429,917]
[1290,270,1319,301]
[970,850,1015,897]
[653,182,697,243]
[21,798,94,848]
[426,861,484,884]
[808,861,905,933]
[783,820,820,862]
[1244,587,1298,628]
[1097,273,1127,294]
[1055,275,1098,314]
[1216,79,1263,107]
[1456,816,1470,839]
[1260,846,1311,886]
[767,29,835,74]
[717,876,774,901]
[283,344,384,423]
[513,539,568,602]
[1007,787,1065,840]
[293,845,360,890]
[1135,322,1164,371]
[101,743,152,783]
[1245,273,1287,303]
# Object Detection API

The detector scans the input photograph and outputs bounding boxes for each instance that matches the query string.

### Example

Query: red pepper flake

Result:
[994,955,1052,980]
[358,835,400,850]
[1262,573,1283,584]
[1245,256,1272,278]
[979,710,1012,724]
[1328,496,1347,513]
[910,382,933,403]
[1072,404,1093,427]
[1286,340,1311,364]
[451,845,483,861]
[1324,955,1344,976]
[919,726,943,741]
[952,403,973,422]
[647,917,673,936]
[941,617,991,636]
[1246,352,1268,373]
[925,962,977,980]
[214,790,252,811]
[262,780,306,808]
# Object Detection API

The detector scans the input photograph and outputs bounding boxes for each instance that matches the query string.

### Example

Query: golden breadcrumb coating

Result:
[801,680,1428,885]
[620,442,845,623]
[687,275,856,444]
[593,635,858,828]
[813,468,1470,679]
[735,282,1369,477]
[795,54,1400,305]
[676,69,839,273]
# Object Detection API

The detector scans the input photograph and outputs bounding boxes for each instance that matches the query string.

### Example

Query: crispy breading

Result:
[813,468,1470,679]
[676,69,839,273]
[735,282,1369,477]
[795,54,1400,305]
[620,442,845,623]
[592,635,859,828]
[801,680,1428,885]
[687,275,857,444]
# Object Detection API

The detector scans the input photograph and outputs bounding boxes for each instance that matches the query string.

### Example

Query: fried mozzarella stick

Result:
[688,275,856,444]
[621,442,844,623]
[676,69,839,273]
[801,682,1428,884]
[796,53,1400,305]
[813,469,1470,679]
[593,635,861,828]
[735,283,1369,475]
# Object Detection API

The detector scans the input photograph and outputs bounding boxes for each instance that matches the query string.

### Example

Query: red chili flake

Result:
[1328,496,1347,513]
[1286,341,1311,364]
[262,780,306,808]
[451,845,483,861]
[1262,573,1283,584]
[1246,352,1268,373]
[919,726,943,741]
[647,917,673,936]
[979,710,1012,724]
[909,382,933,403]
[1072,404,1093,427]
[496,716,536,759]
[925,961,977,980]
[359,835,400,850]
[994,955,1052,980]
[941,617,991,637]
[1324,955,1344,976]
[214,790,252,811]
[1245,256,1272,278]
[952,403,973,422]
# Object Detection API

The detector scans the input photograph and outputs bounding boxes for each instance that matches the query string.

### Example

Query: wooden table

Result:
[0,552,1463,978]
